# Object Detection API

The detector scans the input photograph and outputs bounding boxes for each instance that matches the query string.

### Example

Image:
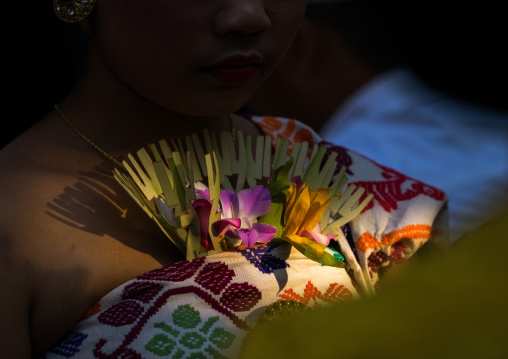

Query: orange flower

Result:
[282,183,337,256]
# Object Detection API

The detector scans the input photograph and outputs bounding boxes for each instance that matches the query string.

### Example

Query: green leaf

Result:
[166,156,186,215]
[272,156,294,182]
[302,145,327,189]
[258,157,294,238]
[279,238,347,269]
[205,153,223,252]
[258,192,286,238]
[264,180,292,197]
[185,206,205,260]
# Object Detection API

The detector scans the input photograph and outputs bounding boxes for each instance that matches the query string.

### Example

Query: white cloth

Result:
[320,68,508,241]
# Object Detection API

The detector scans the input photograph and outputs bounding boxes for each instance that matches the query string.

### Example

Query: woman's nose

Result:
[213,0,271,36]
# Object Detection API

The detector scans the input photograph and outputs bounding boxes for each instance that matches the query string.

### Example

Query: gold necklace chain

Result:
[55,104,127,170]
[54,104,236,171]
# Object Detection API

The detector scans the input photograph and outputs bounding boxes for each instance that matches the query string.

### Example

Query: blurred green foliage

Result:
[240,210,508,358]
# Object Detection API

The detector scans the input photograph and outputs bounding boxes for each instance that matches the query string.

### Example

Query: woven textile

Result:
[39,117,448,358]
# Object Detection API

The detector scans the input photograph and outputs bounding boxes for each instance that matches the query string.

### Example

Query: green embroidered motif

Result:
[199,316,219,334]
[209,328,235,349]
[205,346,230,359]
[146,334,177,356]
[180,333,206,349]
[173,349,185,359]
[145,304,236,358]
[155,322,180,337]
[188,353,207,359]
[173,304,201,329]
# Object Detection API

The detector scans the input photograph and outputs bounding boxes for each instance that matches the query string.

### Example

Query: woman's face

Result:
[91,0,308,116]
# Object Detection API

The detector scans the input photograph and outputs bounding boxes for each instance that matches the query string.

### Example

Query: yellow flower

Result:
[282,183,335,256]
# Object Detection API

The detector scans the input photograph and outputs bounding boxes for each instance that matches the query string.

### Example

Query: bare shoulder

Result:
[0,116,97,354]
[0,115,183,354]
[0,153,33,358]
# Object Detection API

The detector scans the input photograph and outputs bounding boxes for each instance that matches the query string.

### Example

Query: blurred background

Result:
[242,0,508,127]
[2,1,85,148]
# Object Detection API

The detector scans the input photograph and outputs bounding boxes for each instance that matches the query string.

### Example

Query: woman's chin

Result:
[177,95,253,118]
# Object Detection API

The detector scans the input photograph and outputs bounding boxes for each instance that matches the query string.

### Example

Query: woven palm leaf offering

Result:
[113,129,373,269]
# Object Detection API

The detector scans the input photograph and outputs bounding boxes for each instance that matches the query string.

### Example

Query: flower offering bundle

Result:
[114,130,373,269]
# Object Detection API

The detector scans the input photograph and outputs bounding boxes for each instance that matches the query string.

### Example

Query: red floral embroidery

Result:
[352,164,445,213]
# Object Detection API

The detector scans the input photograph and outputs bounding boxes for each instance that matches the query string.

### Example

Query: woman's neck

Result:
[57,76,231,158]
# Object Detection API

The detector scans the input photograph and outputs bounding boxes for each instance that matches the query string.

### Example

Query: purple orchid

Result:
[219,185,277,247]
[192,185,276,249]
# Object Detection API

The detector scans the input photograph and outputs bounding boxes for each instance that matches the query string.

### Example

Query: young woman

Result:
[0,1,447,357]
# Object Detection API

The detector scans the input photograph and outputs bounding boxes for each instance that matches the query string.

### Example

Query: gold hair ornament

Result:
[53,0,96,23]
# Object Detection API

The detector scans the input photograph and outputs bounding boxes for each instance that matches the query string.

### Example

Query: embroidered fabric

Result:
[40,246,358,358]
[39,117,448,358]
[253,116,448,292]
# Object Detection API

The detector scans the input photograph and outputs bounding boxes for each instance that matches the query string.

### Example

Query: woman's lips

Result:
[202,54,263,85]
[205,65,259,84]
